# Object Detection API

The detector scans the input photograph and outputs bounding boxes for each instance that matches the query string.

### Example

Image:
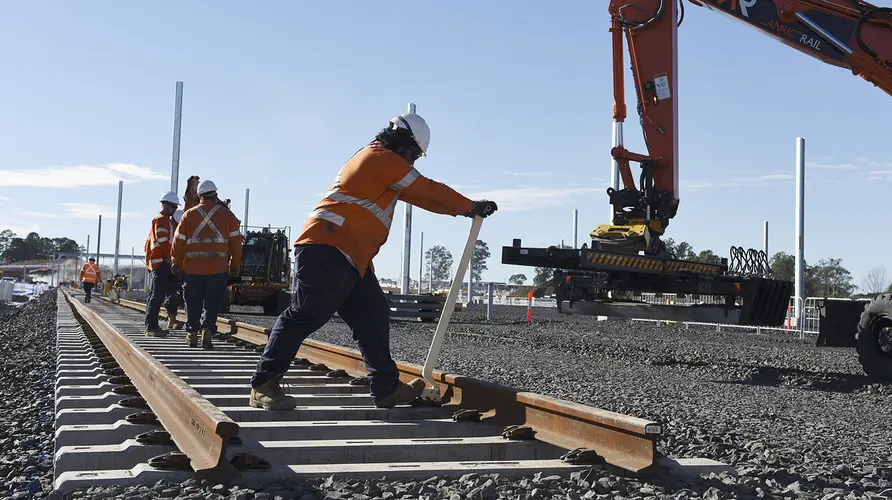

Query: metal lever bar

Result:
[421,215,484,399]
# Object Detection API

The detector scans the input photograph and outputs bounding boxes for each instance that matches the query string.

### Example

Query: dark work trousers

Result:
[166,274,184,318]
[251,244,400,399]
[184,272,228,333]
[82,282,94,303]
[145,263,171,329]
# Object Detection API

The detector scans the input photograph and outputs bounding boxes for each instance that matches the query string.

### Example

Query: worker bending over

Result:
[143,192,181,337]
[172,180,242,349]
[248,111,498,410]
[79,257,100,303]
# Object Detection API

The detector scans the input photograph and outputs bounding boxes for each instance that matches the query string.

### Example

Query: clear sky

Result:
[1,1,890,289]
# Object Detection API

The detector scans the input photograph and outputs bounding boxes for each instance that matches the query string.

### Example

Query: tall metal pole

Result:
[96,215,102,265]
[401,102,416,295]
[243,188,250,235]
[428,250,433,293]
[467,219,473,303]
[418,232,424,294]
[763,220,769,257]
[170,81,184,193]
[130,247,134,291]
[573,209,579,249]
[795,137,806,328]
[114,181,123,274]
[85,235,90,262]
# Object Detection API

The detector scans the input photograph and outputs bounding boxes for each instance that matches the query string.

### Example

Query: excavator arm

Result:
[502,0,891,327]
[596,0,892,255]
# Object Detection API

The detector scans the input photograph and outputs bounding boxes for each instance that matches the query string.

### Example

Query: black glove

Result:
[465,200,498,218]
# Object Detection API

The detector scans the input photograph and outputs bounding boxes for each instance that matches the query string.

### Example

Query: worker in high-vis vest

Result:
[164,209,186,330]
[143,191,180,337]
[79,257,100,303]
[248,111,498,411]
[172,180,242,349]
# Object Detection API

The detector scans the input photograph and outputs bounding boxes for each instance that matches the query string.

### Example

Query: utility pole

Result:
[170,81,184,193]
[114,181,123,274]
[400,102,416,295]
[794,137,806,329]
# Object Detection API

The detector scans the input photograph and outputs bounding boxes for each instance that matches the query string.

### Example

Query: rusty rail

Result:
[62,289,241,481]
[112,297,662,473]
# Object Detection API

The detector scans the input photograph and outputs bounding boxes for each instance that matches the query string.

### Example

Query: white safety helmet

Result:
[172,209,184,224]
[160,191,180,206]
[390,113,430,156]
[197,179,218,195]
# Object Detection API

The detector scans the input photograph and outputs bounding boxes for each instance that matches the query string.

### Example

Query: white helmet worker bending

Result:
[389,113,430,157]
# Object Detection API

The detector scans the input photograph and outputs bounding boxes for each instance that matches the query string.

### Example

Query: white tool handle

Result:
[421,215,484,393]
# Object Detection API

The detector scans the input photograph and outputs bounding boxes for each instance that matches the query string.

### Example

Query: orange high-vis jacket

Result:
[172,199,243,275]
[145,213,174,271]
[295,142,473,277]
[80,262,100,284]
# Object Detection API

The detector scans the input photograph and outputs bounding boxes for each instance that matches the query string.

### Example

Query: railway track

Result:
[54,287,677,495]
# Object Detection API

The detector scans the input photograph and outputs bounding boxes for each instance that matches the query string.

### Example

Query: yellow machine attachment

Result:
[590,218,666,255]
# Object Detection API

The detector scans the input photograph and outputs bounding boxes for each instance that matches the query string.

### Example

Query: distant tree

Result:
[662,238,696,260]
[770,252,797,282]
[508,273,527,285]
[424,245,453,282]
[471,240,490,281]
[533,267,553,286]
[0,230,15,263]
[809,258,855,298]
[694,249,722,265]
[861,266,890,296]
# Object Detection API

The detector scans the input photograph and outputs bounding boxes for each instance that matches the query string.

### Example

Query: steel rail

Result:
[62,289,241,481]
[111,297,663,473]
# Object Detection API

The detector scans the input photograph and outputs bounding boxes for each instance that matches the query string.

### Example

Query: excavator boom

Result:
[502,0,892,328]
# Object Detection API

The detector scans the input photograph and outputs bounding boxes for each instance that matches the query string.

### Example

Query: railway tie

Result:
[54,288,666,495]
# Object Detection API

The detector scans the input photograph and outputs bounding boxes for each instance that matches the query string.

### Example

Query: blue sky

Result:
[1,1,890,288]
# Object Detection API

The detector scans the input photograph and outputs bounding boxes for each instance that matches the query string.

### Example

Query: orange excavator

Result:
[502,1,892,377]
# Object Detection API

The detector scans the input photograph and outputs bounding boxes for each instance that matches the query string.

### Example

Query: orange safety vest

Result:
[145,213,174,271]
[295,142,473,277]
[80,262,100,283]
[172,200,243,275]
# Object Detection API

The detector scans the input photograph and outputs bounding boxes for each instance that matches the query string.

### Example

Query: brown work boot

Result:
[373,378,426,408]
[185,330,198,348]
[249,377,297,410]
[166,317,179,330]
[145,326,168,338]
[201,328,214,350]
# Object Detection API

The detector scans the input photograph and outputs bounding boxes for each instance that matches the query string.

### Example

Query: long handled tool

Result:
[420,215,484,403]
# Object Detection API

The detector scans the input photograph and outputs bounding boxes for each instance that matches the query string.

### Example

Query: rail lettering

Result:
[191,417,206,437]
[799,34,822,50]
[761,19,798,40]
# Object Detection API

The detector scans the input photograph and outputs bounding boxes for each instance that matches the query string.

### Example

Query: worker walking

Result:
[165,209,185,330]
[172,180,242,349]
[144,192,181,337]
[79,257,100,303]
[248,111,498,410]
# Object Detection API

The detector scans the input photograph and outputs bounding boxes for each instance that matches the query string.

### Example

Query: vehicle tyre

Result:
[856,293,892,382]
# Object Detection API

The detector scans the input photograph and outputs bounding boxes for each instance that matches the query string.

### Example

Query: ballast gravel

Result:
[224,304,892,500]
[0,293,57,499]
[40,290,891,499]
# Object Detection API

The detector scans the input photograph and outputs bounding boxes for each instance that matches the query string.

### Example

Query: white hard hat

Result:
[160,191,180,205]
[390,113,430,155]
[198,179,218,195]
[172,209,184,223]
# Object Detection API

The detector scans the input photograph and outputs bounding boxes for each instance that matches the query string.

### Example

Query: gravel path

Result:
[0,294,57,499]
[223,305,892,500]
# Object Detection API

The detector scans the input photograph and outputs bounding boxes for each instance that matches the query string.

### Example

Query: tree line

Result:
[423,240,492,285]
[0,229,81,264]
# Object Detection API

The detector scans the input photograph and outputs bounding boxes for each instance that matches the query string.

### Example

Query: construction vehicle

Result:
[502,1,892,376]
[182,176,293,315]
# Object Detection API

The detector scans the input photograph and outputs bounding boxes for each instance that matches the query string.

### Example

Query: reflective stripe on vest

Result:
[190,205,225,244]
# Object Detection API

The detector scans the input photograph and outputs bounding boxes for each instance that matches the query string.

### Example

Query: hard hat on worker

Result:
[89,257,95,261]
[390,113,430,156]
[173,209,184,224]
[198,180,218,196]
[160,191,180,206]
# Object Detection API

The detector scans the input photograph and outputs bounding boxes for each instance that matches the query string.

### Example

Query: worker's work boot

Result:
[167,317,178,330]
[249,377,297,410]
[373,378,426,408]
[145,326,168,338]
[185,330,198,348]
[201,328,214,350]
